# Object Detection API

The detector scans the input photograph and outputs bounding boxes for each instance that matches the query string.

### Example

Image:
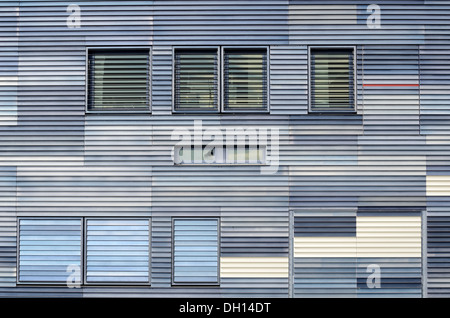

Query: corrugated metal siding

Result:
[0,0,449,298]
[293,209,423,297]
[0,2,18,126]
[0,167,16,287]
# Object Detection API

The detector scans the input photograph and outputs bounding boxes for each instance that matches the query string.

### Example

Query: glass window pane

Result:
[18,219,82,284]
[310,48,355,111]
[224,49,268,111]
[174,49,218,111]
[88,50,149,112]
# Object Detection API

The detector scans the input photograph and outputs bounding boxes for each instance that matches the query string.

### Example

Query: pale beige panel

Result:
[356,216,422,257]
[220,257,289,278]
[289,5,357,24]
[294,237,357,258]
[0,75,18,126]
[426,136,450,145]
[427,175,450,196]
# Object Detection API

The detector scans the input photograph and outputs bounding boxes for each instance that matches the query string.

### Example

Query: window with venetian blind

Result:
[310,47,355,112]
[174,48,219,112]
[87,49,150,112]
[174,47,268,112]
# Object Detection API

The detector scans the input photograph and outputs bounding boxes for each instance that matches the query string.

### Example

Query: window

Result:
[85,219,150,284]
[174,48,219,112]
[174,144,266,165]
[18,218,82,284]
[173,47,268,113]
[173,218,219,284]
[309,47,355,112]
[223,48,267,111]
[18,217,150,285]
[87,49,150,112]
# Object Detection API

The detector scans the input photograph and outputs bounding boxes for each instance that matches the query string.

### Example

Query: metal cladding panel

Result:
[362,45,421,136]
[16,166,152,216]
[427,213,450,297]
[152,0,289,46]
[293,210,423,297]
[420,44,450,136]
[0,167,17,287]
[173,218,219,284]
[294,257,357,298]
[269,45,308,115]
[0,0,449,298]
[356,258,422,298]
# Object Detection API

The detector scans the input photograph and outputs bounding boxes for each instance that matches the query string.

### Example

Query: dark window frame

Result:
[86,47,151,113]
[17,217,152,287]
[308,46,357,114]
[172,46,270,114]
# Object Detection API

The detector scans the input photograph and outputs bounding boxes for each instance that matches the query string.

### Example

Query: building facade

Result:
[0,0,449,298]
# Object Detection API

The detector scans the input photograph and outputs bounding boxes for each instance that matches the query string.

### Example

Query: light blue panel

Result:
[18,218,82,283]
[294,257,357,298]
[357,257,422,298]
[173,218,218,284]
[85,218,150,284]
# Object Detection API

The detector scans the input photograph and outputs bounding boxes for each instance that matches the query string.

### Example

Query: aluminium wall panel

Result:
[0,0,449,298]
[152,0,289,46]
[269,45,308,115]
[293,209,423,297]
[17,218,82,284]
[16,166,152,217]
[0,167,17,287]
[0,2,18,126]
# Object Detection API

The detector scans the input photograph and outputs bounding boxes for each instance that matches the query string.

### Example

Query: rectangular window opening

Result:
[223,48,268,112]
[310,47,355,112]
[174,48,219,112]
[173,218,219,285]
[87,49,150,112]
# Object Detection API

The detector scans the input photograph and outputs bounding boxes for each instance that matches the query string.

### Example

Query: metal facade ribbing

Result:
[0,0,449,298]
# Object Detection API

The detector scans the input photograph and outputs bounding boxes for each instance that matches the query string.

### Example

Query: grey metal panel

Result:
[153,0,289,46]
[294,216,357,237]
[16,166,152,216]
[362,45,421,136]
[221,207,289,257]
[294,257,357,298]
[269,45,308,115]
[0,2,18,126]
[0,167,17,287]
[357,258,422,298]
[427,212,450,297]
